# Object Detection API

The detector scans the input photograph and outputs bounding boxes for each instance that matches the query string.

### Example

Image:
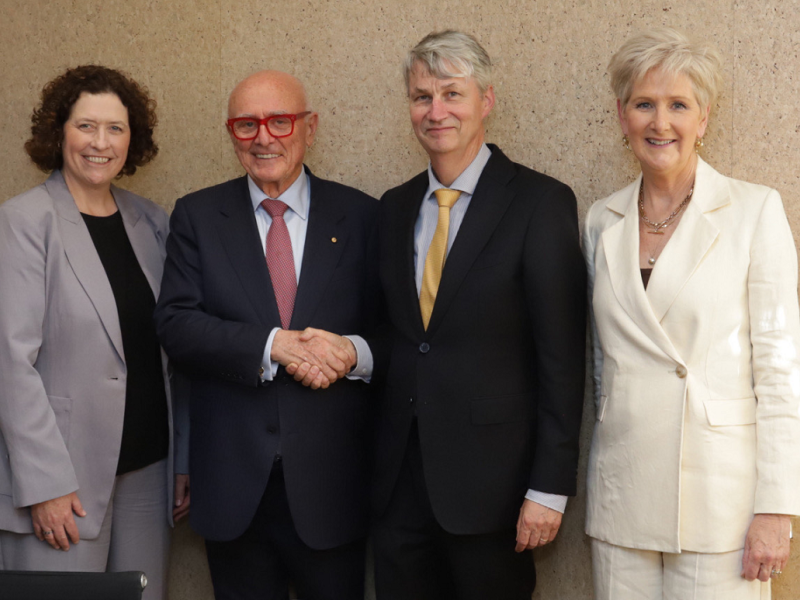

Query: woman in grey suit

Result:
[0,66,187,600]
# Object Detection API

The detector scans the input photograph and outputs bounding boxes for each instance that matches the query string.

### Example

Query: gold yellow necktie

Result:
[419,188,461,330]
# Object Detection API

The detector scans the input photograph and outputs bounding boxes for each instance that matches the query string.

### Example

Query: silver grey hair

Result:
[404,30,492,94]
[609,27,723,111]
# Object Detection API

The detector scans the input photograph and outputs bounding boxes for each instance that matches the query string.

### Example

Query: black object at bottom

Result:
[0,570,146,600]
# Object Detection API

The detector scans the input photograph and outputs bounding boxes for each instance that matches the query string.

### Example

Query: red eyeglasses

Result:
[226,112,312,140]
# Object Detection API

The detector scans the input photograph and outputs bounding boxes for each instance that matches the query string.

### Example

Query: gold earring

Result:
[622,135,631,151]
[695,138,704,153]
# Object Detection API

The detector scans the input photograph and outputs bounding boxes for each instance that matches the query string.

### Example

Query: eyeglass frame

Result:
[226,111,312,141]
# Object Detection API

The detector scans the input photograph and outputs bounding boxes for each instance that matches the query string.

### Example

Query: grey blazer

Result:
[0,170,186,539]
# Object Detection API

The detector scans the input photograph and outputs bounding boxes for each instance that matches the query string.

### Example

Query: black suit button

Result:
[267,427,277,434]
[419,342,430,353]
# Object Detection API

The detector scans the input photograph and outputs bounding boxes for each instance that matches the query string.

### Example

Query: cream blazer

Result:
[583,157,800,554]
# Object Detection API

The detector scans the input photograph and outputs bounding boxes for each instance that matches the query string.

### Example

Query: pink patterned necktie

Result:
[261,198,297,329]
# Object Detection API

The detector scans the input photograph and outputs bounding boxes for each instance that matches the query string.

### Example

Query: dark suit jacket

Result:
[373,145,586,535]
[154,170,379,548]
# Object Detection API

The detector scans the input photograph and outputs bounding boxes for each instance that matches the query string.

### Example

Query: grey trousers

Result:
[0,459,170,600]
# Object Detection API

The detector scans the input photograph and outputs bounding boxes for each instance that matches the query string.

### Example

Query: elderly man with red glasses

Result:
[155,70,379,600]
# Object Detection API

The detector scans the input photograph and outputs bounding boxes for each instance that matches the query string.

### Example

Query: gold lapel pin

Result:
[331,237,338,243]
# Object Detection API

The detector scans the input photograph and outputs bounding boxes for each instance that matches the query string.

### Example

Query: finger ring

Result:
[43,530,54,536]
[771,570,782,577]
[539,538,548,543]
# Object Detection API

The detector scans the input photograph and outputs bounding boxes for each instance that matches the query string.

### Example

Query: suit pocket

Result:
[48,395,73,446]
[471,393,529,425]
[703,397,756,426]
[469,254,507,272]
[328,265,363,284]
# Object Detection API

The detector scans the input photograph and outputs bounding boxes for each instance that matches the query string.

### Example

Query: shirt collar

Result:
[248,166,310,220]
[426,143,492,197]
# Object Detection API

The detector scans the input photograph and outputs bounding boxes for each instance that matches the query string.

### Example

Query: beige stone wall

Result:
[2,0,799,598]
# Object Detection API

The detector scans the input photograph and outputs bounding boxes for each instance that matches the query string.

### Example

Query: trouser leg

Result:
[663,547,770,600]
[106,459,170,600]
[445,526,535,600]
[207,460,365,600]
[591,538,663,600]
[374,422,534,600]
[373,428,455,600]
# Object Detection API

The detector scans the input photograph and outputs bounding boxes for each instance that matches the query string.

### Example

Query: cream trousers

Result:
[592,538,770,600]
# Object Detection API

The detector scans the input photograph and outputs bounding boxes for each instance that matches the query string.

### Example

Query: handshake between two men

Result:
[271,328,358,389]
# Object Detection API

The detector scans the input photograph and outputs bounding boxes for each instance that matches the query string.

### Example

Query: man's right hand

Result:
[272,328,355,389]
[31,491,86,551]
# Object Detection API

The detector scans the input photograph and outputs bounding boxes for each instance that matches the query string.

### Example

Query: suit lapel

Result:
[425,149,515,334]
[290,173,346,328]
[601,158,728,363]
[601,177,683,364]
[48,171,125,361]
[645,158,727,321]
[216,177,281,327]
[114,187,165,298]
[393,173,429,334]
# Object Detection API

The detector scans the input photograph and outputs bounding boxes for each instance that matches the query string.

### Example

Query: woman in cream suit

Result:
[0,66,187,600]
[584,28,800,599]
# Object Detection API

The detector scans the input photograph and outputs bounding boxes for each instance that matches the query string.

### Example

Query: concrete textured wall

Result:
[1,1,799,598]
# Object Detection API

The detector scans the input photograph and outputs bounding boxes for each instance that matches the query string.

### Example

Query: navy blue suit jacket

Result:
[155,170,379,548]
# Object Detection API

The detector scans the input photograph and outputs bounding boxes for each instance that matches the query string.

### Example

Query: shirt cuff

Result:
[344,335,373,383]
[525,489,568,513]
[261,327,281,382]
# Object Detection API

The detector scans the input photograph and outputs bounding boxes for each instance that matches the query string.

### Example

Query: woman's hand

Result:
[742,514,792,581]
[31,491,86,551]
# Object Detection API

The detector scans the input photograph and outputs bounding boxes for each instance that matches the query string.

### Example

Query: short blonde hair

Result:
[404,30,492,94]
[609,27,723,110]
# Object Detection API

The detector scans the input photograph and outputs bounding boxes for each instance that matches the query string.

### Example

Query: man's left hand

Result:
[515,499,562,552]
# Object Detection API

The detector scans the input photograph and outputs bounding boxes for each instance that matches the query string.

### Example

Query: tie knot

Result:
[434,188,461,209]
[261,198,289,218]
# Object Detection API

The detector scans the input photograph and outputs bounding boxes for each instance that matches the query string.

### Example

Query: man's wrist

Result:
[262,327,282,381]
[344,335,373,381]
[525,489,568,513]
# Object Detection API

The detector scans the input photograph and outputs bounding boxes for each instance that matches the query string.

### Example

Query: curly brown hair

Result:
[25,65,158,176]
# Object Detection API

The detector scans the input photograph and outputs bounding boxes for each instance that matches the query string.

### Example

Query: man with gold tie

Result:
[370,30,587,600]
